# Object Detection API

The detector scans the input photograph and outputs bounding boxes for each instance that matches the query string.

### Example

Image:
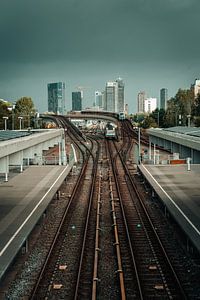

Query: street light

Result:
[18,116,23,130]
[3,117,8,130]
[187,115,191,127]
[12,102,16,130]
[138,127,141,164]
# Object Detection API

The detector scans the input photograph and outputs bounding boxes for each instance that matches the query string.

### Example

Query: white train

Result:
[105,123,117,139]
[118,112,126,120]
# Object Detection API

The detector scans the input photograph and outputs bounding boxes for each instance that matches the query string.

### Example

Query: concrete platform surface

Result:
[0,165,72,281]
[138,164,200,252]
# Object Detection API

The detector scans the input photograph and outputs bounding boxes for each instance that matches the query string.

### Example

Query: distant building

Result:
[102,91,106,110]
[160,88,168,110]
[125,103,128,115]
[105,81,118,112]
[137,91,146,113]
[48,82,65,114]
[116,77,125,112]
[144,98,157,113]
[105,78,125,113]
[72,92,82,111]
[95,91,103,109]
[192,79,200,98]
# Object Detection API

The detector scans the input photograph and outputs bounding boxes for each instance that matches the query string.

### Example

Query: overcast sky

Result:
[0,0,200,113]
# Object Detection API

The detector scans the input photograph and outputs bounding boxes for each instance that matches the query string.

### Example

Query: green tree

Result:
[142,116,157,129]
[15,97,36,128]
[132,113,146,126]
[175,89,194,125]
[0,100,11,129]
[150,108,166,128]
[164,89,194,127]
[191,93,200,126]
[164,98,177,127]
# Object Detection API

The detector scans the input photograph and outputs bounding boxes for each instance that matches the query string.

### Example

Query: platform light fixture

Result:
[18,116,23,130]
[3,116,8,130]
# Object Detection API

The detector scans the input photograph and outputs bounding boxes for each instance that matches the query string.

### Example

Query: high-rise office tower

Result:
[125,103,128,115]
[95,91,103,109]
[116,77,125,112]
[160,88,168,110]
[72,92,82,111]
[105,78,125,113]
[48,82,65,114]
[105,81,118,112]
[102,91,106,110]
[137,91,146,113]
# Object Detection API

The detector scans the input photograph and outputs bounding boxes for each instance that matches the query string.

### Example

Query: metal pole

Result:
[18,117,23,130]
[187,115,191,127]
[138,127,141,164]
[58,141,61,165]
[3,117,8,130]
[12,110,14,130]
[153,144,156,165]
[12,102,16,130]
[149,139,151,161]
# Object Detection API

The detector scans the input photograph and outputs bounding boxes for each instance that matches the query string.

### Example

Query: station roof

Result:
[148,126,200,152]
[0,130,32,141]
[163,126,200,137]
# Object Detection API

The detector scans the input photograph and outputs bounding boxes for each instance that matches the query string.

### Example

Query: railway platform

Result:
[138,163,200,253]
[0,164,73,281]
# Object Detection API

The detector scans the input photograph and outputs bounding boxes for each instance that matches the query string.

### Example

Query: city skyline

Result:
[0,0,200,113]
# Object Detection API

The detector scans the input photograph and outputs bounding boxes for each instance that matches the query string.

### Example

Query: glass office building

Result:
[72,92,82,111]
[48,82,65,114]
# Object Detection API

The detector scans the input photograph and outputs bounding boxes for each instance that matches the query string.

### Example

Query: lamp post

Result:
[138,127,141,164]
[12,102,16,130]
[187,115,191,127]
[18,116,23,130]
[157,111,159,127]
[3,117,8,130]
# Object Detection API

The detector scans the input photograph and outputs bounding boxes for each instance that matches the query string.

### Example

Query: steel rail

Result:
[30,117,93,299]
[73,138,100,299]
[92,168,102,299]
[113,139,188,299]
[108,140,143,299]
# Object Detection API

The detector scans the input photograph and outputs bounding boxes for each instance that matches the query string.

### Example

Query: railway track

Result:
[30,135,99,299]
[3,117,199,299]
[106,136,188,299]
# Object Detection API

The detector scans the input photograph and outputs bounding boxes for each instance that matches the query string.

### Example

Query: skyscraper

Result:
[137,91,146,113]
[95,91,103,109]
[48,82,65,114]
[105,81,118,112]
[72,92,82,111]
[116,77,125,112]
[160,88,168,110]
[105,78,125,113]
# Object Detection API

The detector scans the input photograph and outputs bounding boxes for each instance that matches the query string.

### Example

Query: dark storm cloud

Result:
[0,0,200,113]
[0,0,200,64]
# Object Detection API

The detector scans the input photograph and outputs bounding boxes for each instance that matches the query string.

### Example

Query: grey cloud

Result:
[0,0,199,65]
[0,0,200,113]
